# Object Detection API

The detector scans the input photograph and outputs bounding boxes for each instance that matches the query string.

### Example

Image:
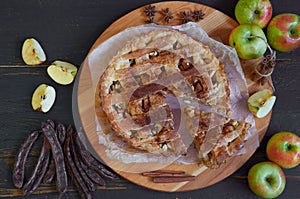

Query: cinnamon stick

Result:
[153,175,196,183]
[142,170,186,177]
[142,170,195,183]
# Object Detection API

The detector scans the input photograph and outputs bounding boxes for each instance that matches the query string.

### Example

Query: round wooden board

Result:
[76,1,272,192]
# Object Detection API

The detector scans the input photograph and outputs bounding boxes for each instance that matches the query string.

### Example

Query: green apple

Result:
[248,89,276,118]
[267,132,300,169]
[235,0,273,28]
[22,38,46,65]
[267,13,300,52]
[248,161,286,199]
[47,61,78,85]
[31,84,56,113]
[229,24,268,60]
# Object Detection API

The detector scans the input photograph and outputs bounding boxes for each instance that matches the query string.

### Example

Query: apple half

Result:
[31,84,56,113]
[22,38,46,65]
[47,61,78,85]
[248,89,276,118]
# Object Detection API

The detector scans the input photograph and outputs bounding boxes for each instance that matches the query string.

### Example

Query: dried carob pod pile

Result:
[12,119,118,198]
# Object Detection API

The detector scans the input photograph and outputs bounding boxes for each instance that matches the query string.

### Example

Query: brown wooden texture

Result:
[77,1,272,192]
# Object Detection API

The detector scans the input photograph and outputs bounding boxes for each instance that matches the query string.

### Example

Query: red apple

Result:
[235,0,273,28]
[266,131,300,169]
[267,13,300,52]
[248,161,286,198]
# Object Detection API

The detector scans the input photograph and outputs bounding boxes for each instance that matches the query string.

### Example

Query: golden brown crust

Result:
[193,119,251,169]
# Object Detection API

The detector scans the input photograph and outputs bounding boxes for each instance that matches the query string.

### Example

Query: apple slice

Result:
[32,84,56,113]
[47,61,78,85]
[22,38,46,65]
[248,89,276,118]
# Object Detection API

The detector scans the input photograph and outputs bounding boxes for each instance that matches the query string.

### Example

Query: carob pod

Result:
[47,119,55,129]
[79,160,105,186]
[57,123,67,145]
[42,120,56,184]
[64,137,92,199]
[72,132,105,186]
[74,133,118,180]
[42,120,68,195]
[13,130,41,189]
[68,126,96,192]
[22,136,51,195]
[42,155,55,184]
[43,122,67,184]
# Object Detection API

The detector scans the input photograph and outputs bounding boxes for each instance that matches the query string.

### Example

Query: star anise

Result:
[145,16,155,24]
[193,10,205,22]
[179,11,194,23]
[160,8,174,23]
[144,4,157,17]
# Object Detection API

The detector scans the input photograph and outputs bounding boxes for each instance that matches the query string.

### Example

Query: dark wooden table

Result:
[0,0,299,198]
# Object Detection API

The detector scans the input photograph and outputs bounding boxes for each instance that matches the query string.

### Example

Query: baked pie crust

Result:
[97,29,251,168]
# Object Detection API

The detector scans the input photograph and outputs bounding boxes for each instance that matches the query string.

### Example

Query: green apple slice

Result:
[248,89,276,118]
[22,38,46,65]
[255,96,276,118]
[47,61,78,85]
[32,84,56,113]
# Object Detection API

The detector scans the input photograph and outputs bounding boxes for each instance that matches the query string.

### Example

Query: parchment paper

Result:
[85,22,258,167]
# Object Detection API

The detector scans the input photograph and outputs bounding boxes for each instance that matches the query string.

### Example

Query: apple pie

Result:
[98,29,251,168]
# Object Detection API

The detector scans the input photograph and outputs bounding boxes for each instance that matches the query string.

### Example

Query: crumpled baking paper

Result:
[84,22,258,171]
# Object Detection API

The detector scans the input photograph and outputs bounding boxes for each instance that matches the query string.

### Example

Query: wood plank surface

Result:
[0,0,299,198]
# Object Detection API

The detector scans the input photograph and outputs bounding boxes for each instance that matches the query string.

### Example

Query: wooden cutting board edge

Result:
[76,1,273,192]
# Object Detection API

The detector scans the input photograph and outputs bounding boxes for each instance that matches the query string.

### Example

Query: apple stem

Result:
[286,143,293,151]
